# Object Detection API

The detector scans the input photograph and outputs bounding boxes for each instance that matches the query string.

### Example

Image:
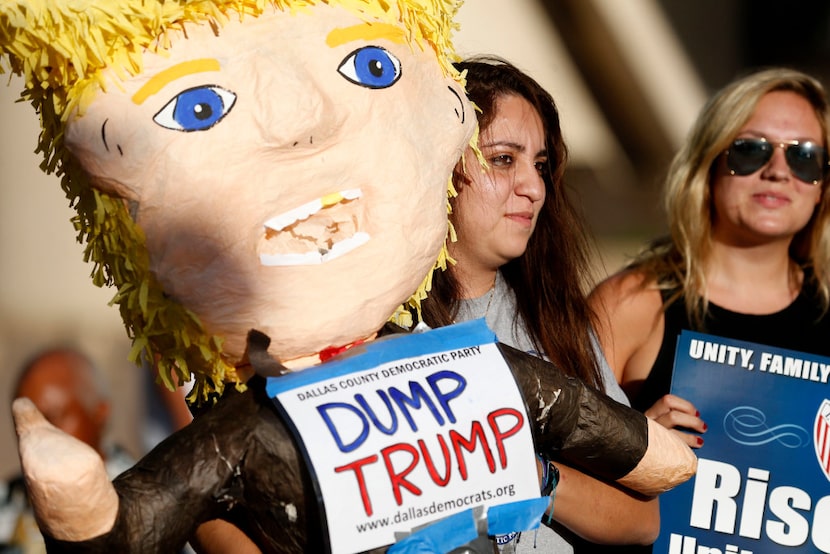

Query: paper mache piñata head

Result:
[0,0,475,402]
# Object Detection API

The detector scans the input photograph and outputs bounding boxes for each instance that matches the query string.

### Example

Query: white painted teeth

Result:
[263,189,361,232]
[259,189,366,267]
[260,232,369,266]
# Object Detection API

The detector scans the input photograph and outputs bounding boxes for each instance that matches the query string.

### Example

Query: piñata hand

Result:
[12,397,118,541]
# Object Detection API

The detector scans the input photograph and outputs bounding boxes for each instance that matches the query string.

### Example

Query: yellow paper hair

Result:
[0,0,467,402]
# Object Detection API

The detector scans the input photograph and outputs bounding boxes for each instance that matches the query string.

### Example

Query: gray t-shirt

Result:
[456,271,629,552]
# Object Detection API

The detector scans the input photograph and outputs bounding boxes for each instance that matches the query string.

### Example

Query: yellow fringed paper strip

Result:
[0,0,471,402]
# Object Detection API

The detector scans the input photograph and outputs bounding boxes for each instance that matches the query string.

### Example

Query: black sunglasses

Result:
[724,137,830,185]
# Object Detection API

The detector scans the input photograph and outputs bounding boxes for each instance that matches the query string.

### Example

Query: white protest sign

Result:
[266,319,539,554]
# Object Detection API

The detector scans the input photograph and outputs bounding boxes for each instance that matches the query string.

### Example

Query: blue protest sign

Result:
[655,330,830,553]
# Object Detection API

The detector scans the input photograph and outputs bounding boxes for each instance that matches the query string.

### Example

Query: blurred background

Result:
[2,0,829,478]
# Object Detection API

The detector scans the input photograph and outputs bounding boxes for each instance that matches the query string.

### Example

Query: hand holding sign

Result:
[644,394,708,449]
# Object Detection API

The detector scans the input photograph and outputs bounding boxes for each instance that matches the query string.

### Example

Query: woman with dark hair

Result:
[418,56,659,553]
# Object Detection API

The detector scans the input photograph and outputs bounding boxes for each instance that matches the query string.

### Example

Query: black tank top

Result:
[575,279,830,554]
[631,282,830,413]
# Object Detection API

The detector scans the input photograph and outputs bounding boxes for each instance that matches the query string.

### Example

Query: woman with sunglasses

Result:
[589,67,830,455]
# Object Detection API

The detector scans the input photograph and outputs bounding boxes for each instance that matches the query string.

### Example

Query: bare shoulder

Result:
[589,268,665,384]
[590,268,661,316]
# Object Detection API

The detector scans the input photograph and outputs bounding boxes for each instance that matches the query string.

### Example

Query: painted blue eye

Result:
[337,46,401,89]
[153,85,237,132]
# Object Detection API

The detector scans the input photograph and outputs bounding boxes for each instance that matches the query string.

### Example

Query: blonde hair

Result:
[635,67,830,326]
[0,0,466,402]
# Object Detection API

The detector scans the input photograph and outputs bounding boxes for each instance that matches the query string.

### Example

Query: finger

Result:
[660,394,699,416]
[643,394,697,420]
[643,398,674,420]
[657,410,708,434]
[673,429,704,449]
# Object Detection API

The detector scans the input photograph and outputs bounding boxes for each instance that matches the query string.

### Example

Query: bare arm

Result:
[551,462,659,545]
[191,520,262,554]
[589,270,707,449]
[154,378,194,431]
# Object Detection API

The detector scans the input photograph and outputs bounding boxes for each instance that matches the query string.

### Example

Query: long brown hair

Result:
[419,56,603,389]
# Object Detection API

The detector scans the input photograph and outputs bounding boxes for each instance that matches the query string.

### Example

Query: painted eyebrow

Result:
[131,58,222,105]
[326,22,406,47]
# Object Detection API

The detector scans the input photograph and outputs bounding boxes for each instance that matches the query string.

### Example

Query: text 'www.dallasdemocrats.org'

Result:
[354,483,518,533]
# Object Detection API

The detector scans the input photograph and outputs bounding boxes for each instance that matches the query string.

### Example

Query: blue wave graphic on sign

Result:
[723,406,810,448]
